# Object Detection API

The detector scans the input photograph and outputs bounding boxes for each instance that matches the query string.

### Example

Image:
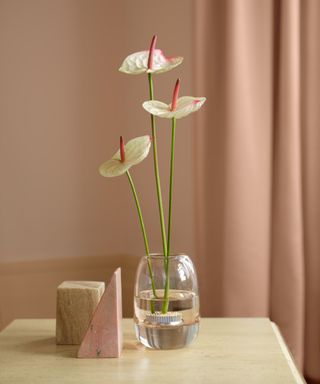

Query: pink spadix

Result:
[170,79,180,112]
[147,35,157,70]
[120,136,125,163]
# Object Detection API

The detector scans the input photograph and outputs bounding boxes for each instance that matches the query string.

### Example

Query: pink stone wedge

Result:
[77,268,123,358]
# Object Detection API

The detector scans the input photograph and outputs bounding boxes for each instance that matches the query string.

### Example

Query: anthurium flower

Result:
[142,78,206,119]
[99,136,151,177]
[119,35,183,75]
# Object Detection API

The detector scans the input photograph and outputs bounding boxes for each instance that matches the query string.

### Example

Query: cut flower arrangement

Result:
[99,36,206,349]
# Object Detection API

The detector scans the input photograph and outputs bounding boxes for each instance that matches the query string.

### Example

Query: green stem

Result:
[148,73,167,257]
[162,117,176,313]
[167,117,176,259]
[126,171,157,304]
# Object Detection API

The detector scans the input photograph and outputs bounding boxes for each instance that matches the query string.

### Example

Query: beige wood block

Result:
[56,281,105,345]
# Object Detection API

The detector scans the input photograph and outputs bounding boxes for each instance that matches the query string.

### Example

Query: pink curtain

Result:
[194,0,320,380]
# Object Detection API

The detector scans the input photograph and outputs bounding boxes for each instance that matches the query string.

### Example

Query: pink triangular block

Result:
[77,268,123,358]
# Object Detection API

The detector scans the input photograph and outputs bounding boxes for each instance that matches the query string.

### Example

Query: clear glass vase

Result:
[134,253,200,349]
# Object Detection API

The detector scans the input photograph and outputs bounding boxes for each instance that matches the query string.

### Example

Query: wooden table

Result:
[0,318,305,383]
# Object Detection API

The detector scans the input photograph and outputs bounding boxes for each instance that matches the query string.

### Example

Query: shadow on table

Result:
[9,337,78,358]
[8,334,144,359]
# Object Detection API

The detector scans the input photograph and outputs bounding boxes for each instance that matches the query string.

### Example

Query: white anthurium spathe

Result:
[119,35,183,75]
[142,78,206,119]
[142,96,206,119]
[119,50,183,75]
[99,135,151,177]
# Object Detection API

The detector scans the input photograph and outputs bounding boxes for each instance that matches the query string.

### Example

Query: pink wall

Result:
[0,0,197,265]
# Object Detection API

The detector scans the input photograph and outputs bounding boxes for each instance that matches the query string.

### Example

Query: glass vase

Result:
[134,253,200,349]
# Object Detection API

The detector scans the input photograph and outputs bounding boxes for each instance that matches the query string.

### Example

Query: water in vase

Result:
[134,289,200,349]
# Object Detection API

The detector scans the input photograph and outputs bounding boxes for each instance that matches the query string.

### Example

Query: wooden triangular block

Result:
[77,268,123,358]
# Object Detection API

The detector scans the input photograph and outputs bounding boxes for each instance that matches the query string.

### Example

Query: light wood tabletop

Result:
[0,318,305,383]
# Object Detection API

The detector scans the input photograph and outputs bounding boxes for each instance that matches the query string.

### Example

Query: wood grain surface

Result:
[0,318,305,383]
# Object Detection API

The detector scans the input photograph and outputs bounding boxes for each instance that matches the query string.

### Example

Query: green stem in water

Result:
[162,117,176,314]
[148,73,167,258]
[126,171,157,306]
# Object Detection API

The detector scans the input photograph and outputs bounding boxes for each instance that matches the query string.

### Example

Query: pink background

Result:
[1,1,320,381]
[0,0,196,265]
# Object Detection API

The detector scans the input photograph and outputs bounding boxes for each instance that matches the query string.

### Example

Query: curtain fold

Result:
[301,1,320,382]
[194,0,320,380]
[270,0,305,368]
